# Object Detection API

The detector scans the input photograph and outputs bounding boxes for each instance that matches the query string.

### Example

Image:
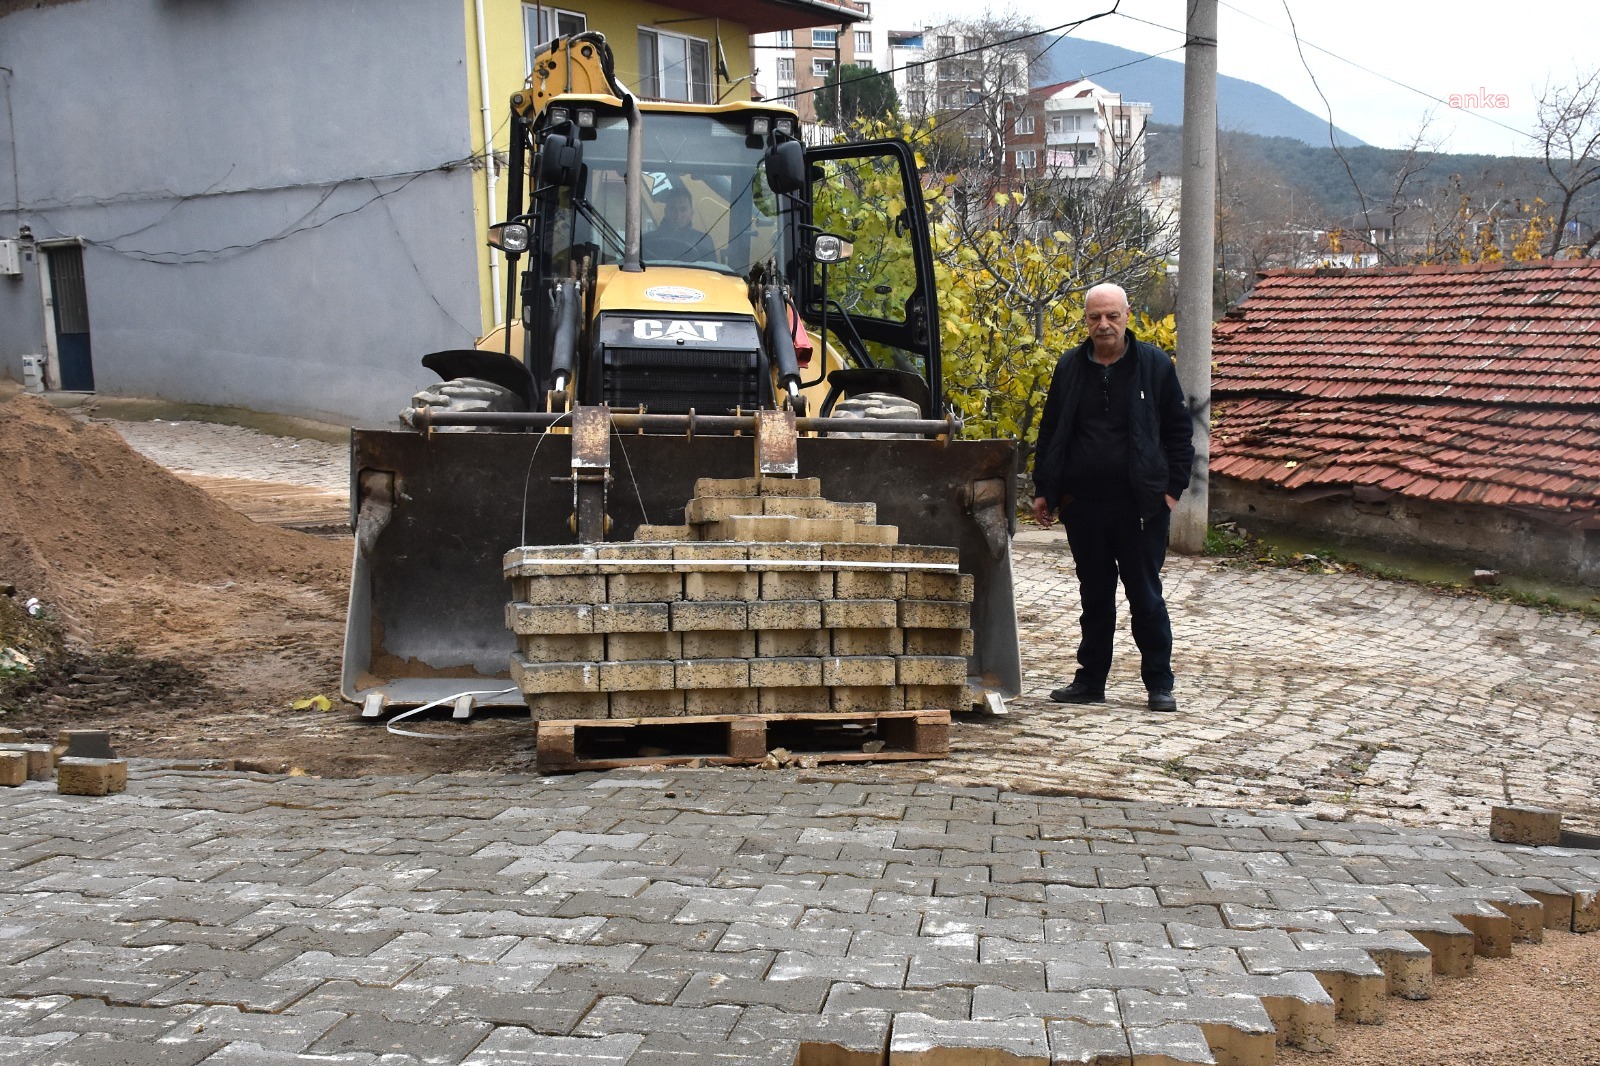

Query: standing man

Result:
[1031,283,1195,712]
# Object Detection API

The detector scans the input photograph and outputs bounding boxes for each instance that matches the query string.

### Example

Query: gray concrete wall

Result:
[1213,476,1600,588]
[0,0,485,426]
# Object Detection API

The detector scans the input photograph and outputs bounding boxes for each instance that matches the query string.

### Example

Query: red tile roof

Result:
[1210,259,1600,522]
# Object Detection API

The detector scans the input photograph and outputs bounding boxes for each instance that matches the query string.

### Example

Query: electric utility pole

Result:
[1171,0,1217,554]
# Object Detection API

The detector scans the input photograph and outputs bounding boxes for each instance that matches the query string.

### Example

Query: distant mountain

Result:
[1141,123,1564,223]
[1031,35,1366,148]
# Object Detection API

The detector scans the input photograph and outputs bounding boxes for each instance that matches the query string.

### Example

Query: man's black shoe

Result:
[1147,691,1178,712]
[1049,682,1105,704]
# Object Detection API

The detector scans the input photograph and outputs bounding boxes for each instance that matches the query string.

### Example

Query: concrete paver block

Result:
[831,686,906,714]
[682,630,756,660]
[760,570,833,601]
[515,633,605,664]
[605,632,681,662]
[526,692,610,721]
[746,654,822,689]
[833,627,904,656]
[670,600,749,631]
[897,655,969,687]
[57,728,118,760]
[595,543,675,561]
[0,743,55,781]
[757,629,830,657]
[685,687,759,716]
[748,599,823,631]
[904,628,974,656]
[899,599,970,630]
[609,689,688,718]
[1046,1019,1133,1065]
[1571,890,1600,934]
[513,573,607,606]
[1119,990,1276,1066]
[835,569,906,599]
[598,660,677,692]
[510,656,601,693]
[1125,1021,1217,1065]
[892,544,961,566]
[606,571,681,604]
[889,1012,1049,1065]
[591,601,672,633]
[822,656,898,688]
[759,686,833,715]
[905,571,975,602]
[0,750,27,787]
[673,542,750,561]
[684,570,761,602]
[675,658,750,690]
[824,599,899,629]
[506,601,593,635]
[1490,805,1563,846]
[1192,971,1335,1053]
[56,756,128,796]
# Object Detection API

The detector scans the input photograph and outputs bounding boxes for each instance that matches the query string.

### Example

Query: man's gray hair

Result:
[1084,282,1130,309]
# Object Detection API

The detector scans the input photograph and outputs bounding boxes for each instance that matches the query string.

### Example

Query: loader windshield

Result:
[567,112,788,276]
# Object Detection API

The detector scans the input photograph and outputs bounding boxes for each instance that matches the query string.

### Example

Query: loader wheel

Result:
[825,391,920,438]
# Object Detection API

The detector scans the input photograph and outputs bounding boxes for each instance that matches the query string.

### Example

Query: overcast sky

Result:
[865,0,1595,157]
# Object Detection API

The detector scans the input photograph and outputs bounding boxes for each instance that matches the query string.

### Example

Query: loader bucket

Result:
[341,427,1020,711]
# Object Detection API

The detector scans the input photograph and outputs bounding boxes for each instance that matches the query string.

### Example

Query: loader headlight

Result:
[488,221,531,254]
[549,106,570,124]
[751,116,771,137]
[812,233,853,263]
[576,108,596,128]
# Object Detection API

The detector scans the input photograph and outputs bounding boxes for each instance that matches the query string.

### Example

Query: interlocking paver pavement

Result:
[2,770,1598,1065]
[0,414,1580,1063]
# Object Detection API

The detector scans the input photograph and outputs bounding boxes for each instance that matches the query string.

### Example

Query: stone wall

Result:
[1212,476,1600,587]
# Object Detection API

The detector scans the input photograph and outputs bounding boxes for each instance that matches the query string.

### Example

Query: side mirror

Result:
[535,121,584,193]
[765,140,806,195]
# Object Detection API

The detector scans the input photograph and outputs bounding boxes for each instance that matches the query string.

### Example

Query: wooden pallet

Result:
[535,709,950,773]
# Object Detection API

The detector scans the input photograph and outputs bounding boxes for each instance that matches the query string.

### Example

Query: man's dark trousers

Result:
[1062,497,1173,694]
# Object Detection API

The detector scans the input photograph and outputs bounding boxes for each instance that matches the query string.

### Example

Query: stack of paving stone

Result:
[503,475,973,721]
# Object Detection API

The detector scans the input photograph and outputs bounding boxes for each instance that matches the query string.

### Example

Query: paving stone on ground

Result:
[3,768,1598,1064]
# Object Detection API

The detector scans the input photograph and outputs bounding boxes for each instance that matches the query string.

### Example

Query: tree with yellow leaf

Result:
[826,114,1176,472]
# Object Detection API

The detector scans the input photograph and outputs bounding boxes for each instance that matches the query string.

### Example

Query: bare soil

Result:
[0,392,536,777]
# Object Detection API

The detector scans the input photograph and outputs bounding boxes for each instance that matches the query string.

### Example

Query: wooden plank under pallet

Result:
[536,709,950,773]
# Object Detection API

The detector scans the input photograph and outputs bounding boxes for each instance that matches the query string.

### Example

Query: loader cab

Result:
[511,99,942,419]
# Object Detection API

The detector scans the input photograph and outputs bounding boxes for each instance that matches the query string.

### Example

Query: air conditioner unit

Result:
[0,240,21,276]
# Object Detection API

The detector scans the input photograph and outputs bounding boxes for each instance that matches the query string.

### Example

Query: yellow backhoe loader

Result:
[341,32,1020,722]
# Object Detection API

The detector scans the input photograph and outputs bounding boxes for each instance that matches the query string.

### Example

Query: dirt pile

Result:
[0,393,346,638]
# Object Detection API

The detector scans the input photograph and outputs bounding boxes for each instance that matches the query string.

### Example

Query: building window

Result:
[1016,149,1036,170]
[812,28,837,47]
[857,1,870,14]
[775,30,793,47]
[855,30,871,53]
[936,35,954,55]
[638,28,711,103]
[855,59,874,70]
[813,57,835,77]
[1015,114,1035,135]
[776,56,795,86]
[523,5,587,72]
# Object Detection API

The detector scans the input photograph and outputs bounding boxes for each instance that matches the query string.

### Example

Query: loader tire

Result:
[403,376,527,430]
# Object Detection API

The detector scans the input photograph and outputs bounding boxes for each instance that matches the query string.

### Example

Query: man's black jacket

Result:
[1032,330,1195,520]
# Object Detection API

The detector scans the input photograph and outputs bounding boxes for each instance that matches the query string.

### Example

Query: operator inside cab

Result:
[645,184,715,263]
